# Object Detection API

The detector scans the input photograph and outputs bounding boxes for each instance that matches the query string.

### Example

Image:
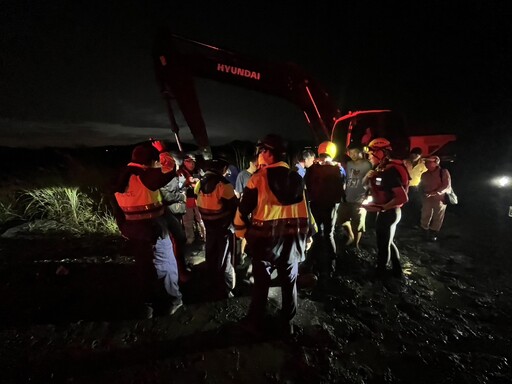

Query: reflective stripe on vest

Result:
[197,194,231,220]
[233,162,309,234]
[249,217,310,237]
[115,174,164,220]
[198,207,232,221]
[252,164,309,223]
[196,180,235,221]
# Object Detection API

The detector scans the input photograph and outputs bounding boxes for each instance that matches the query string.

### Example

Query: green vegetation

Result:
[1,187,119,236]
[0,200,21,224]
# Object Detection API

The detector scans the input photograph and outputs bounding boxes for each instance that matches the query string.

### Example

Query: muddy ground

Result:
[1,206,511,384]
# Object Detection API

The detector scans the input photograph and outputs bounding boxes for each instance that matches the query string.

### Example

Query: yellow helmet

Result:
[317,141,337,158]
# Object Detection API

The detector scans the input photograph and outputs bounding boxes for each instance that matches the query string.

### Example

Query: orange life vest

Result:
[195,172,236,221]
[233,162,313,238]
[114,163,164,220]
[370,160,410,206]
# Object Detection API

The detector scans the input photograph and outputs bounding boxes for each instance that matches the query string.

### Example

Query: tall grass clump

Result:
[20,187,119,236]
[0,200,21,225]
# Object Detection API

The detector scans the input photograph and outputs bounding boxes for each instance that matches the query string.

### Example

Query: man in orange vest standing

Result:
[234,134,315,336]
[113,140,183,318]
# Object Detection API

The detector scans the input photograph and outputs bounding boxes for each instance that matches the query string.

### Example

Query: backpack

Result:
[440,168,458,205]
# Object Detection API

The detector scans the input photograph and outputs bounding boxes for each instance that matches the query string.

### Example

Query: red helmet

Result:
[365,138,392,152]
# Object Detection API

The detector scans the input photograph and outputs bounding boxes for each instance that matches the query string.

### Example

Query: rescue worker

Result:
[113,141,183,318]
[303,140,345,285]
[234,134,315,336]
[234,154,258,271]
[195,158,238,300]
[235,154,258,198]
[294,148,316,178]
[159,160,191,284]
[403,147,427,227]
[420,155,452,241]
[178,154,206,245]
[363,138,410,279]
[337,144,372,249]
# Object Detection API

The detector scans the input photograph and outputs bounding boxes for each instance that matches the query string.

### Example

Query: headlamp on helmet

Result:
[364,138,392,154]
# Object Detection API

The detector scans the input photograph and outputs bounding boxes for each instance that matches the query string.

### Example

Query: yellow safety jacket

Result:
[405,160,427,187]
[234,161,314,238]
[115,163,164,221]
[195,171,237,221]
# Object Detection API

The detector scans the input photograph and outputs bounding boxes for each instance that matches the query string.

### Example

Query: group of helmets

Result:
[317,137,392,159]
[258,134,394,161]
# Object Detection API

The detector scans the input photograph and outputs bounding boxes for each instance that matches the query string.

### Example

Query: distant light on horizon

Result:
[491,175,512,188]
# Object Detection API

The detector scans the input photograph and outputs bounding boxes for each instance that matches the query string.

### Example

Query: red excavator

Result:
[152,28,455,160]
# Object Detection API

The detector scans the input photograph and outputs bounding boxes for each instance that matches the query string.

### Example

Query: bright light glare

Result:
[491,175,512,188]
[362,195,373,205]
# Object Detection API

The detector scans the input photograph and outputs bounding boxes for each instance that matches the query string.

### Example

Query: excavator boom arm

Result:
[152,28,456,159]
[152,29,341,149]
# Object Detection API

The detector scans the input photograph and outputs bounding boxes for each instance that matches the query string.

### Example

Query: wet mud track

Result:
[0,214,511,383]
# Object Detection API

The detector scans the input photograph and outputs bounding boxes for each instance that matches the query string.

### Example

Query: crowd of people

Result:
[111,133,454,336]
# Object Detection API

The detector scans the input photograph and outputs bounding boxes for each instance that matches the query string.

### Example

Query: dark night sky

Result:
[1,1,510,148]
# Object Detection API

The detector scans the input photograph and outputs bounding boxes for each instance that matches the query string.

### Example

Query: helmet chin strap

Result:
[374,151,387,163]
[373,151,390,169]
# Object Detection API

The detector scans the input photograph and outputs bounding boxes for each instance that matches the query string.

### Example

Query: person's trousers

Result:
[404,186,422,226]
[183,206,206,243]
[248,259,298,322]
[165,212,188,271]
[131,234,181,307]
[153,234,182,303]
[421,197,447,232]
[204,222,235,299]
[375,208,402,275]
[310,203,338,277]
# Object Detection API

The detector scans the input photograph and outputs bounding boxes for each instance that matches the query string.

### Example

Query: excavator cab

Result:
[331,110,410,159]
[330,110,457,161]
